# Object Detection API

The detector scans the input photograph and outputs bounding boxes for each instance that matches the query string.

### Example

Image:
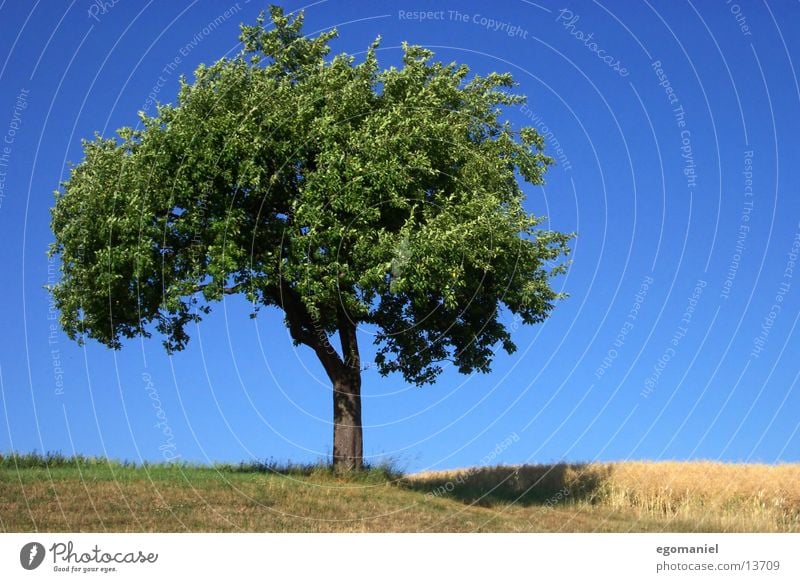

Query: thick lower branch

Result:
[192,282,247,295]
[337,304,360,371]
[277,279,345,380]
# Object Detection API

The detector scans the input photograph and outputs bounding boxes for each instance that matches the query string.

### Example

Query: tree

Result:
[49,6,573,471]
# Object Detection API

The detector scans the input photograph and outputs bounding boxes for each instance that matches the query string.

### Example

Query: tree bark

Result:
[332,370,363,471]
[332,306,363,471]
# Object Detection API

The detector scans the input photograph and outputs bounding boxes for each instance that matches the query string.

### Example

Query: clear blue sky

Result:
[0,0,798,472]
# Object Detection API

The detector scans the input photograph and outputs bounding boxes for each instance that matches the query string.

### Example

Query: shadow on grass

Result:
[403,464,613,507]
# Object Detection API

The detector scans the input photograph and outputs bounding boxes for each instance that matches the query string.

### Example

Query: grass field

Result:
[1,454,798,532]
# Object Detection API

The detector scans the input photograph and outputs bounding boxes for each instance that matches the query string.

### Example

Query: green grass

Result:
[1,453,797,532]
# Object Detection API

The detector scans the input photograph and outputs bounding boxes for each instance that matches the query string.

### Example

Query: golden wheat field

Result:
[2,456,798,532]
[409,461,800,532]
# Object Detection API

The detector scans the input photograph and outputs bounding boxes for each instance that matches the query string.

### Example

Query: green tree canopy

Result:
[49,6,573,469]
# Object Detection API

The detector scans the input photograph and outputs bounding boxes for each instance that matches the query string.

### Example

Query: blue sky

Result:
[0,0,798,472]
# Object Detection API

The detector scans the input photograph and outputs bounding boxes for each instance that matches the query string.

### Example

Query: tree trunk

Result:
[277,281,364,471]
[332,370,363,471]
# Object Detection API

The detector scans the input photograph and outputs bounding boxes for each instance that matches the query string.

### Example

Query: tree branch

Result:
[337,303,360,373]
[191,282,246,295]
[277,278,345,380]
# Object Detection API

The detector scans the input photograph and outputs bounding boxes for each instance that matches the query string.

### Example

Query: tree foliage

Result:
[49,6,573,387]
